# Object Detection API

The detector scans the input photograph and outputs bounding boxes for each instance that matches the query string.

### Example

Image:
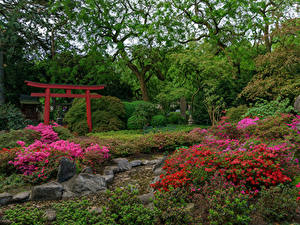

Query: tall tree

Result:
[61,0,166,101]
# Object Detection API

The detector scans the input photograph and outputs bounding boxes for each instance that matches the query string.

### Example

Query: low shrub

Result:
[64,96,126,135]
[226,105,248,122]
[0,103,28,131]
[244,97,294,119]
[52,126,74,140]
[0,129,40,150]
[132,101,159,121]
[253,184,298,223]
[123,101,137,120]
[0,174,25,192]
[127,115,148,130]
[167,112,186,125]
[151,115,167,127]
[0,147,20,175]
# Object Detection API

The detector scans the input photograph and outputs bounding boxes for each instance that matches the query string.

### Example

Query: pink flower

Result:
[16,141,25,147]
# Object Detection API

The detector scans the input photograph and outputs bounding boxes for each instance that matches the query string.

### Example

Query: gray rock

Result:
[66,173,107,195]
[153,168,165,176]
[0,193,12,206]
[44,209,56,221]
[142,160,158,165]
[57,157,76,183]
[62,190,75,199]
[102,175,114,183]
[130,160,142,167]
[0,219,12,225]
[103,166,119,175]
[153,156,167,171]
[113,158,132,171]
[31,182,64,201]
[294,95,300,112]
[12,191,30,203]
[138,192,154,205]
[81,167,93,174]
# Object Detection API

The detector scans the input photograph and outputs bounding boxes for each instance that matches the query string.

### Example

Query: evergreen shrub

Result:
[151,115,167,127]
[127,115,148,130]
[0,103,28,130]
[64,96,126,135]
[226,105,248,122]
[167,112,186,124]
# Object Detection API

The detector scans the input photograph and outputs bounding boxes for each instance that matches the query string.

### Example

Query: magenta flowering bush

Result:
[9,139,110,179]
[26,123,59,144]
[236,117,259,129]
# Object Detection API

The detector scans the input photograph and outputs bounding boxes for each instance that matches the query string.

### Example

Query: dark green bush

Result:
[133,101,159,121]
[64,96,126,135]
[151,115,167,127]
[167,112,186,124]
[0,147,20,175]
[52,126,74,140]
[226,105,248,122]
[0,103,28,130]
[253,184,298,223]
[0,129,40,150]
[123,101,137,120]
[127,115,148,130]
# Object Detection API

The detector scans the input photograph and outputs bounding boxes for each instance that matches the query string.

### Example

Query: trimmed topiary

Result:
[167,112,186,125]
[226,105,248,122]
[64,96,126,135]
[0,129,40,150]
[127,115,148,130]
[151,115,167,127]
[52,126,74,140]
[0,103,28,131]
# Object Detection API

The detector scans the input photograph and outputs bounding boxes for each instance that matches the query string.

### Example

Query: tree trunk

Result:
[137,74,150,101]
[0,51,4,104]
[264,24,272,52]
[180,97,187,119]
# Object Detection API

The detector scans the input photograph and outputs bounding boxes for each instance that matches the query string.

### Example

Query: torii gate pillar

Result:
[25,81,105,132]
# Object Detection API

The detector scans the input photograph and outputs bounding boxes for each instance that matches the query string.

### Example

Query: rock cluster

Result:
[0,156,167,206]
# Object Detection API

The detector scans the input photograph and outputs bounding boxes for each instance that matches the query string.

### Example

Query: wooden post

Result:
[0,51,4,104]
[85,90,92,132]
[44,88,51,125]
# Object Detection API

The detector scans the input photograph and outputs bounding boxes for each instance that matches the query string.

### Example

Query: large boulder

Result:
[31,182,64,201]
[294,95,300,112]
[65,173,106,195]
[57,157,76,183]
[12,191,30,203]
[113,158,132,172]
[0,192,12,206]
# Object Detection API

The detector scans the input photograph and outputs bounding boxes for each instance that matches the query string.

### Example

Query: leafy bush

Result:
[0,173,25,192]
[244,97,294,119]
[103,187,158,225]
[127,115,148,130]
[123,101,137,120]
[253,184,298,223]
[52,126,74,140]
[0,147,20,175]
[154,188,193,225]
[3,204,46,225]
[0,129,40,150]
[133,101,159,121]
[0,103,28,130]
[151,115,167,127]
[226,105,248,122]
[167,112,186,124]
[207,188,253,225]
[64,96,126,135]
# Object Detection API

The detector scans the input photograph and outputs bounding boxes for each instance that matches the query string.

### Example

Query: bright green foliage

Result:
[151,115,167,127]
[123,101,137,120]
[133,101,159,121]
[103,187,158,225]
[207,188,252,225]
[154,188,192,225]
[52,126,74,140]
[0,104,28,130]
[127,115,148,130]
[0,174,25,192]
[64,96,126,135]
[244,97,294,119]
[0,129,40,150]
[3,204,46,225]
[226,105,248,122]
[254,184,298,223]
[167,112,186,125]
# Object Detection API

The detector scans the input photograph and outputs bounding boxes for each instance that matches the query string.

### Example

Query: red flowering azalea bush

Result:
[151,143,299,193]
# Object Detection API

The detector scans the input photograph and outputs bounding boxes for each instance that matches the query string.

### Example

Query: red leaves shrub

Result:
[151,143,299,193]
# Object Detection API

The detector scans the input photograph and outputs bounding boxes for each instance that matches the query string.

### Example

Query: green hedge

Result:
[64,96,126,135]
[151,115,167,127]
[167,112,186,124]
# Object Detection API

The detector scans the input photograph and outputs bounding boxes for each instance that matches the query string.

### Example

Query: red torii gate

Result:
[25,81,105,132]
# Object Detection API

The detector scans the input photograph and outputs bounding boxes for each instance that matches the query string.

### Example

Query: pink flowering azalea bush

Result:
[236,117,259,129]
[26,123,60,144]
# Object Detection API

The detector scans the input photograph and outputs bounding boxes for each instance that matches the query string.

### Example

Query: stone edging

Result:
[0,156,166,206]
